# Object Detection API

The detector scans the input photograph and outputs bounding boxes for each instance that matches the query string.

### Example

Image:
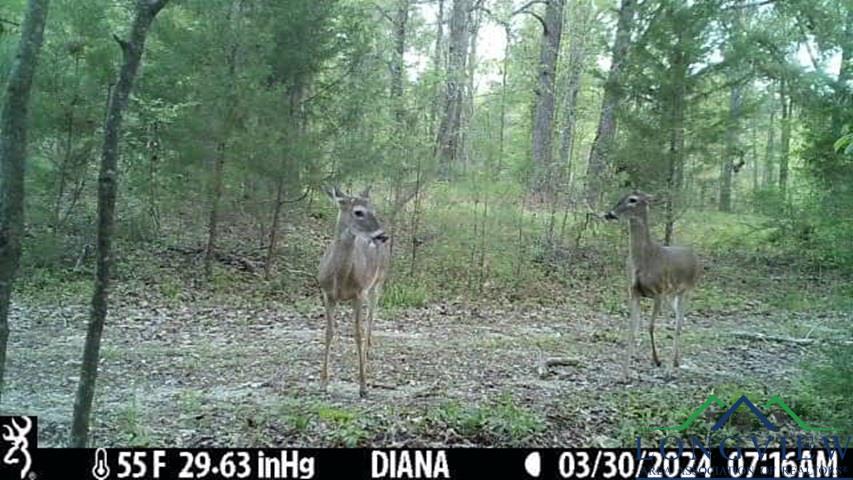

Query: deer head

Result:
[604,191,655,220]
[325,185,389,244]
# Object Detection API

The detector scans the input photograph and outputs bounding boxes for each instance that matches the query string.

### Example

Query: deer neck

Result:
[628,209,657,264]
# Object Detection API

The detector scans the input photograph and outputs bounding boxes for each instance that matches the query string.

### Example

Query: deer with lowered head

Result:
[318,186,391,397]
[604,191,702,368]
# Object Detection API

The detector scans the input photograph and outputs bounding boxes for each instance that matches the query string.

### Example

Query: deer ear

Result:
[325,185,346,204]
[359,186,371,199]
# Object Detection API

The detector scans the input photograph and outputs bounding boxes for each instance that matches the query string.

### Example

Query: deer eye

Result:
[628,197,637,204]
[354,209,365,217]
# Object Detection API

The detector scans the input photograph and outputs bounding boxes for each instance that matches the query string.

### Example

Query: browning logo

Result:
[1,416,36,480]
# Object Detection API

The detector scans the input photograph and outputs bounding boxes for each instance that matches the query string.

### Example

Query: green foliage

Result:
[426,396,545,445]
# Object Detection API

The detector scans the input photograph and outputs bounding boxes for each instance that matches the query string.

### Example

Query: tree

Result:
[70,0,170,447]
[436,0,471,177]
[0,0,49,407]
[530,0,565,196]
[584,0,635,208]
[556,0,593,191]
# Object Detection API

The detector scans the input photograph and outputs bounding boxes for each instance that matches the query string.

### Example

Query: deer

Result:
[604,191,702,369]
[318,186,391,397]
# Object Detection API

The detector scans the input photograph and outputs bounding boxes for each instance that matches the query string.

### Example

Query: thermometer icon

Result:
[92,448,110,480]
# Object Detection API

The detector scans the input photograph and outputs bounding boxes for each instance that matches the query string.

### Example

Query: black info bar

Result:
[8,447,851,480]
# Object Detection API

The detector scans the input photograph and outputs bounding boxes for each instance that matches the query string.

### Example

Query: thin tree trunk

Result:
[204,141,226,277]
[530,0,565,196]
[70,0,169,446]
[460,6,481,173]
[763,109,775,187]
[0,0,49,407]
[497,23,511,174]
[719,81,741,212]
[584,0,634,208]
[435,0,470,178]
[265,178,285,279]
[430,0,445,137]
[203,26,240,278]
[664,32,687,246]
[557,0,592,192]
[778,79,791,198]
[390,0,409,122]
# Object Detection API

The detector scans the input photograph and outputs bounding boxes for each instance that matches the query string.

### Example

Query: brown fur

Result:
[606,191,702,368]
[318,186,390,397]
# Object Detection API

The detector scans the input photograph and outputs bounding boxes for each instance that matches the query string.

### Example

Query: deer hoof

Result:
[359,388,368,399]
[652,357,662,367]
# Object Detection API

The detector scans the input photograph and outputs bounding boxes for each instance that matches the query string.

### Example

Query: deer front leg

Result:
[672,294,685,367]
[366,285,380,360]
[626,291,641,373]
[352,298,368,398]
[650,296,662,367]
[321,293,336,391]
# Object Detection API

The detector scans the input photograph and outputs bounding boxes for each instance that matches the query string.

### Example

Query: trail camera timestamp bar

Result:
[21,447,852,480]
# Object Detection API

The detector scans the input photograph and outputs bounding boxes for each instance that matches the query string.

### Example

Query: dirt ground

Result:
[8,279,848,447]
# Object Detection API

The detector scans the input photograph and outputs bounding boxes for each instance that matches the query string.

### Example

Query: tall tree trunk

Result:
[497,23,511,174]
[584,0,634,208]
[778,79,791,198]
[530,0,565,196]
[430,0,446,137]
[664,32,687,246]
[0,0,49,407]
[204,142,226,277]
[390,0,409,122]
[719,2,743,213]
[460,5,481,173]
[70,0,169,447]
[435,0,470,178]
[557,0,592,192]
[265,178,285,279]
[763,109,775,187]
[719,81,741,212]
[203,25,240,278]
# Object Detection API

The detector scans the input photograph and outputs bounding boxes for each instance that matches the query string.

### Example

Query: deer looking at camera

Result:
[604,191,702,369]
[318,186,391,397]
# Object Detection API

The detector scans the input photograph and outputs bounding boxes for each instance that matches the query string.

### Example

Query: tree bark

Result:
[664,30,687,246]
[719,81,741,212]
[557,0,592,193]
[70,0,169,447]
[778,79,791,198]
[763,108,775,187]
[390,0,409,122]
[435,0,470,178]
[530,0,565,196]
[0,0,49,407]
[203,17,240,278]
[584,0,634,208]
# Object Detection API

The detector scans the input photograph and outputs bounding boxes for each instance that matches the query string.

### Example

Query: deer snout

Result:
[604,211,618,220]
[371,230,389,244]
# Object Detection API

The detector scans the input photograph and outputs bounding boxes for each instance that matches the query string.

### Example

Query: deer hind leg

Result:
[672,293,685,367]
[626,291,641,374]
[321,292,337,391]
[352,297,368,398]
[650,296,662,367]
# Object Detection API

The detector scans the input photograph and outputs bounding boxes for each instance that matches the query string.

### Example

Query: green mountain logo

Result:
[650,395,837,432]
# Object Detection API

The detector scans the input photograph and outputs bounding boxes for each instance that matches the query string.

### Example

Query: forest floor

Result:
[6,205,853,447]
[7,254,851,447]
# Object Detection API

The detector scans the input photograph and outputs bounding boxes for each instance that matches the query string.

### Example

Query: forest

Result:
[0,0,851,448]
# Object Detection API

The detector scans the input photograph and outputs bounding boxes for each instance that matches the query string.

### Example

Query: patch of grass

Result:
[115,395,156,447]
[316,404,370,447]
[381,281,429,309]
[426,395,545,445]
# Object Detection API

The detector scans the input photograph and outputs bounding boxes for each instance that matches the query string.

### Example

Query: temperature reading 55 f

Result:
[116,450,168,479]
